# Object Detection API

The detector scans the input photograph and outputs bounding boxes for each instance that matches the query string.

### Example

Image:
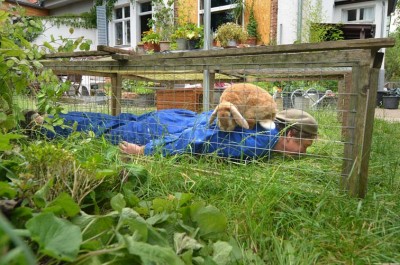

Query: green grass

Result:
[125,117,400,264]
[15,95,400,263]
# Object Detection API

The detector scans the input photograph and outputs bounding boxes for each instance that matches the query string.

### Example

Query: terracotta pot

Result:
[143,42,160,52]
[159,41,171,52]
[246,37,257,46]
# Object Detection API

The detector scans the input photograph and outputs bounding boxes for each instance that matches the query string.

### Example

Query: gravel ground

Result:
[374,108,400,122]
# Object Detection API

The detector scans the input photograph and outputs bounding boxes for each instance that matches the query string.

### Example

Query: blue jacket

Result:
[48,109,279,160]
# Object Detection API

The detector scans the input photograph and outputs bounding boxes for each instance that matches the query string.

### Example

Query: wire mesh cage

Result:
[36,38,393,197]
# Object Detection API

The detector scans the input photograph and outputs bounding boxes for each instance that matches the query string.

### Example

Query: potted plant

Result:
[185,23,203,50]
[246,4,258,45]
[382,88,400,109]
[142,29,161,52]
[172,24,189,50]
[215,22,248,48]
[150,0,174,51]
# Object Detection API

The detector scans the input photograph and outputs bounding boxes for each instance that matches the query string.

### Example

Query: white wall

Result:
[278,0,391,44]
[33,21,98,51]
[332,1,388,38]
[32,0,97,50]
[277,0,334,45]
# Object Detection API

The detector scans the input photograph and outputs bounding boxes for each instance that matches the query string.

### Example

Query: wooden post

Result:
[341,62,371,197]
[111,74,122,116]
[356,67,379,197]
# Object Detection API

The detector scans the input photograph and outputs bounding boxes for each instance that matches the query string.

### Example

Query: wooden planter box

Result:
[156,88,203,112]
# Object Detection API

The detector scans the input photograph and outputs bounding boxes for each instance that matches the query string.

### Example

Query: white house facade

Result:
[277,0,397,45]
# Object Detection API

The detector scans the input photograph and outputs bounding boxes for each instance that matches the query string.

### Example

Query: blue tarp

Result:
[45,109,279,160]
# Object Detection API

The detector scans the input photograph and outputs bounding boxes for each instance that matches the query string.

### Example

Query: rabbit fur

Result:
[209,83,277,131]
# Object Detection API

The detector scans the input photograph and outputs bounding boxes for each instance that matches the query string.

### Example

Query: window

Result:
[139,2,153,41]
[114,6,131,46]
[199,0,242,32]
[343,7,375,23]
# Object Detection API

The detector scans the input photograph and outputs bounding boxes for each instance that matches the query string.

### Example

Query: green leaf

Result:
[0,182,18,198]
[124,236,185,265]
[174,232,203,255]
[33,177,54,208]
[44,192,80,217]
[212,241,233,265]
[191,205,227,240]
[26,212,82,262]
[0,133,26,151]
[110,193,126,212]
[73,213,115,250]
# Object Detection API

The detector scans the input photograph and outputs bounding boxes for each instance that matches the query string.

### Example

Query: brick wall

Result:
[269,0,278,44]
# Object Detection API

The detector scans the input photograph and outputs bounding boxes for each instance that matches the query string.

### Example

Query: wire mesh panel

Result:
[40,39,394,197]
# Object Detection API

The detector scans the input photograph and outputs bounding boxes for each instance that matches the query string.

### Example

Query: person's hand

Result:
[119,141,145,155]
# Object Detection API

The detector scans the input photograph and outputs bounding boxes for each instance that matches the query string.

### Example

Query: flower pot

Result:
[382,96,400,109]
[187,39,200,50]
[136,44,145,55]
[376,91,389,107]
[143,42,160,52]
[176,38,187,50]
[246,37,257,46]
[159,41,171,52]
[226,39,238,48]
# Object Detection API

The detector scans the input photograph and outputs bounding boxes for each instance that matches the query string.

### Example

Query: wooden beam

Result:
[43,51,110,58]
[111,74,122,116]
[358,67,380,198]
[119,38,395,60]
[97,45,137,55]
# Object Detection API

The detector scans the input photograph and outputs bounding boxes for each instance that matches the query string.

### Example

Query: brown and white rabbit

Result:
[209,83,277,131]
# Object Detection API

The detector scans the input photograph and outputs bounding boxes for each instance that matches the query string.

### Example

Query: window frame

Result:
[198,0,243,31]
[342,5,375,23]
[113,5,131,46]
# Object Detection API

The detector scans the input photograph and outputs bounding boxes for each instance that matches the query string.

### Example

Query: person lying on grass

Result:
[23,108,317,160]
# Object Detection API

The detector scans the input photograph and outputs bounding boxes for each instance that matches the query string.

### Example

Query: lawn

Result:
[127,117,400,264]
[1,108,399,264]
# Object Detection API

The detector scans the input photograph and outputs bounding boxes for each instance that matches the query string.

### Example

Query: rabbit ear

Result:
[230,104,249,129]
[209,106,218,125]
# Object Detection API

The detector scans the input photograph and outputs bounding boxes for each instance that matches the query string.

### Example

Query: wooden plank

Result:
[358,67,380,198]
[43,50,371,73]
[97,45,137,55]
[118,38,395,60]
[342,63,370,197]
[111,74,122,116]
[43,51,110,58]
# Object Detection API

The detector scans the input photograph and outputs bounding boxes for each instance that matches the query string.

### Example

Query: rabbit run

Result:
[209,83,278,131]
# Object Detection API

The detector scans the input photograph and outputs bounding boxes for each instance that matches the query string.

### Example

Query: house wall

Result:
[32,0,97,50]
[177,0,273,45]
[277,0,392,44]
[245,0,273,45]
[1,1,48,16]
[47,0,93,16]
[332,1,389,38]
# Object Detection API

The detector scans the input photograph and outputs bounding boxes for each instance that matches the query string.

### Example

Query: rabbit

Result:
[209,83,277,131]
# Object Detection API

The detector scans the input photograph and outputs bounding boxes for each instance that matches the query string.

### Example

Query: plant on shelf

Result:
[185,23,203,49]
[246,3,258,45]
[150,0,174,42]
[215,22,248,47]
[141,29,161,52]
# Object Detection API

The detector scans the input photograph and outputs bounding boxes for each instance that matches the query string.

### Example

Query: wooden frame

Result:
[41,38,395,198]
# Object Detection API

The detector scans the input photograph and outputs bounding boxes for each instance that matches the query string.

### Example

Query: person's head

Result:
[273,109,318,155]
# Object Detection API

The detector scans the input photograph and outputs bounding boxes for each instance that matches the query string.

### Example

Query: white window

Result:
[198,0,243,31]
[139,1,153,41]
[114,6,131,46]
[343,6,375,23]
